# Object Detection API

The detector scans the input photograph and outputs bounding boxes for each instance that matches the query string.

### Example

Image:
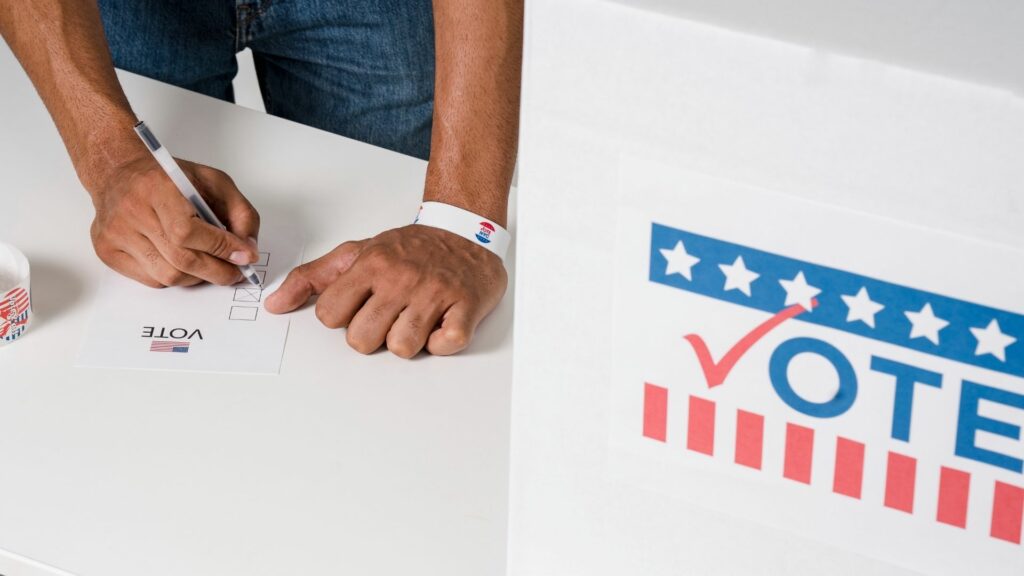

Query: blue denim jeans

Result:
[98,0,435,160]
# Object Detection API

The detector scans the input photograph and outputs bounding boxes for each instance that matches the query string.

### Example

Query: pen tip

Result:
[248,273,262,288]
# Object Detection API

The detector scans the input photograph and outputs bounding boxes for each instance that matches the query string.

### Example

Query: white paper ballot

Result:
[76,227,304,375]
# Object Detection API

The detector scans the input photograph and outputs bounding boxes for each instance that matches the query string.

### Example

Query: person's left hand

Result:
[264,225,507,358]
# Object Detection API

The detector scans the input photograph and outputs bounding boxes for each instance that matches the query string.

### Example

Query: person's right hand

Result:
[88,155,262,288]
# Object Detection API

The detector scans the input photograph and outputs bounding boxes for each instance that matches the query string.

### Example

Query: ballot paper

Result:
[76,227,304,374]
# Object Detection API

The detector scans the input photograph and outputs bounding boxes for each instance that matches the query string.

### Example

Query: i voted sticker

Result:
[0,287,29,341]
[0,242,31,345]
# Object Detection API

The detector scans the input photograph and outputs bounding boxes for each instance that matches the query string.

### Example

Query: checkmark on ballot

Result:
[234,286,263,303]
[684,300,818,388]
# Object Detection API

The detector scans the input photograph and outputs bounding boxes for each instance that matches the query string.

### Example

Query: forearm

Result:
[0,0,143,195]
[425,0,523,228]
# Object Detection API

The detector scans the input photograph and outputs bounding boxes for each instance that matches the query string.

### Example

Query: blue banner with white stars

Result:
[649,222,1022,379]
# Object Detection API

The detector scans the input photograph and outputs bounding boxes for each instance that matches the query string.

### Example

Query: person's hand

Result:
[88,155,261,288]
[265,225,507,357]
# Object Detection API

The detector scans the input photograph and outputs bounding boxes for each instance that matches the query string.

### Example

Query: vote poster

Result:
[609,156,1023,575]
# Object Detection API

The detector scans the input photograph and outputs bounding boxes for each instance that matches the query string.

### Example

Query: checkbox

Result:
[229,306,259,321]
[254,252,270,267]
[254,269,267,284]
[234,286,262,303]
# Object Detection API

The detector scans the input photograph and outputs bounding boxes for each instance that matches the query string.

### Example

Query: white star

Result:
[970,319,1016,362]
[905,303,949,345]
[840,287,884,328]
[659,241,700,280]
[778,271,820,312]
[719,256,759,297]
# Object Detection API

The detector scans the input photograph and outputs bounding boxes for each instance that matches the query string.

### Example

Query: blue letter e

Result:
[956,380,1024,474]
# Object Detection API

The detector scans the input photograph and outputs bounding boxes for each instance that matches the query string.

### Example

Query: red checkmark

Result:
[685,299,817,388]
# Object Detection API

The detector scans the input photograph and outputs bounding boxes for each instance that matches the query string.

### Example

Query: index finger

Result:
[154,203,257,266]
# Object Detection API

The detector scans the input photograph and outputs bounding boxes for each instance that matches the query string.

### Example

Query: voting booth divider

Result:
[509,1,1024,574]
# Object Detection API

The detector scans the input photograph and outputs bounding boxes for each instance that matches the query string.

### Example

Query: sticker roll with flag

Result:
[0,242,31,345]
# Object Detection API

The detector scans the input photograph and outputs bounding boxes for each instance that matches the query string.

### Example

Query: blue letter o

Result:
[770,337,857,418]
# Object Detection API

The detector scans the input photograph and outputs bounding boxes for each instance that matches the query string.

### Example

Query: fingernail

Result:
[247,236,258,250]
[229,251,250,265]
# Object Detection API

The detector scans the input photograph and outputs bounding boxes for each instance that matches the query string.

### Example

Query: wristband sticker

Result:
[476,222,496,244]
[414,202,510,260]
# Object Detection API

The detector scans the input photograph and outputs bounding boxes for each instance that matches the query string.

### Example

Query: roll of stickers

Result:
[0,242,31,344]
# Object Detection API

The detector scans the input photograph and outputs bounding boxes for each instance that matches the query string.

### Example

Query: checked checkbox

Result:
[234,286,262,303]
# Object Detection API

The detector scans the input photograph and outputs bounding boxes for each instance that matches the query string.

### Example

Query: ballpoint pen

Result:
[133,121,262,287]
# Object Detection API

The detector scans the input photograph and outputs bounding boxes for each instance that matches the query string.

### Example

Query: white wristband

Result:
[413,202,511,261]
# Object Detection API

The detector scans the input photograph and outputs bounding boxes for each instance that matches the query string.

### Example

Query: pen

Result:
[133,121,262,288]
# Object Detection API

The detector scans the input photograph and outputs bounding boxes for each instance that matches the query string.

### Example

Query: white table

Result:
[0,42,513,576]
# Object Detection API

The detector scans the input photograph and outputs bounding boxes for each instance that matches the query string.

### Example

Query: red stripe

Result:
[734,410,763,469]
[936,467,970,528]
[991,482,1024,544]
[686,396,715,455]
[6,289,26,301]
[832,437,865,499]
[150,341,189,351]
[884,452,917,513]
[642,383,668,442]
[3,291,27,309]
[783,423,814,484]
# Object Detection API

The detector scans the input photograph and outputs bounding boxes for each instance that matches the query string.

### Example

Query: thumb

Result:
[265,241,366,314]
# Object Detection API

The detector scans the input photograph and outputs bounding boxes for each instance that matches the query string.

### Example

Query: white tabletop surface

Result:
[0,42,512,576]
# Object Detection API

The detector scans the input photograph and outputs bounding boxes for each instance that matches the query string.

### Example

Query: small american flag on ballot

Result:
[149,340,190,353]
